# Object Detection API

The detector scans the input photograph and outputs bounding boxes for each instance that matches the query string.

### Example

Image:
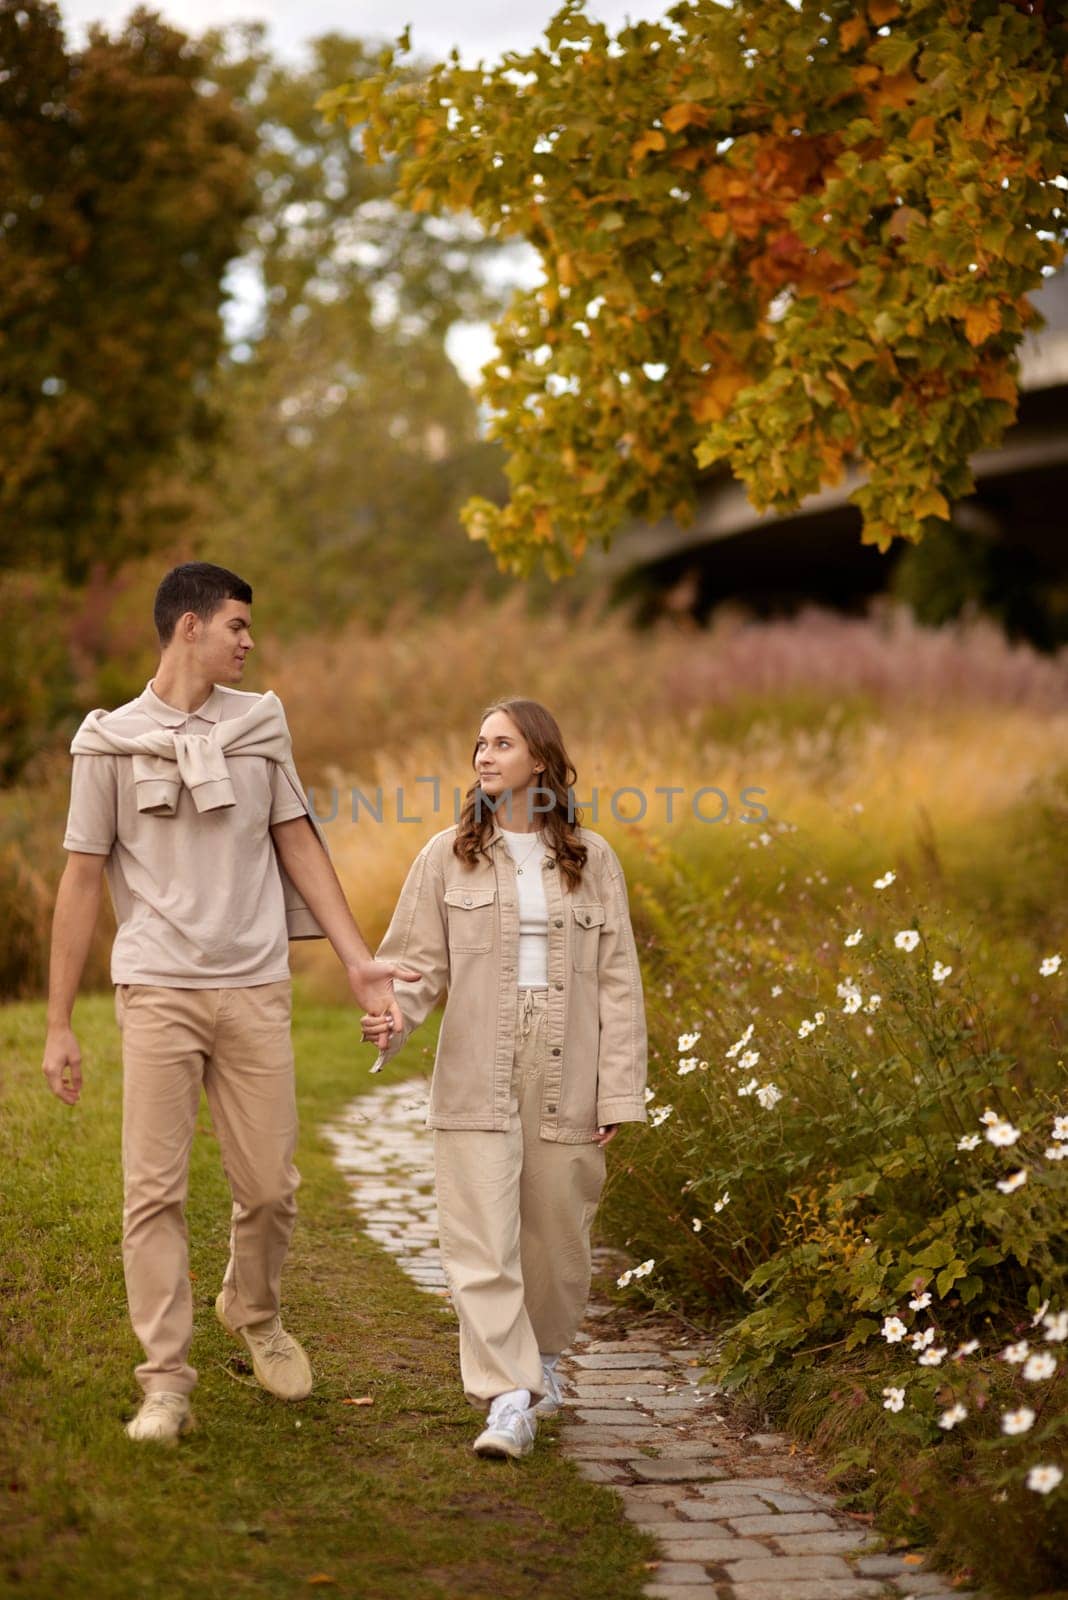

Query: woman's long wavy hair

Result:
[454,698,588,891]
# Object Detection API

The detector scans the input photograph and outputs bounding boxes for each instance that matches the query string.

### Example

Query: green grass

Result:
[0,990,655,1600]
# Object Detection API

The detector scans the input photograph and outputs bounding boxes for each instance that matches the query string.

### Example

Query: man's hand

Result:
[594,1125,618,1148]
[347,959,420,1036]
[361,1012,394,1047]
[42,1027,83,1106]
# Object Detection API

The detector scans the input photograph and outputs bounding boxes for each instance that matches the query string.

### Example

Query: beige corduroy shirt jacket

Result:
[373,822,648,1143]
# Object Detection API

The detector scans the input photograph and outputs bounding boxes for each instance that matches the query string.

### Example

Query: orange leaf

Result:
[341,1395,374,1406]
[532,507,554,543]
[700,210,730,240]
[840,16,867,49]
[306,1577,337,1587]
[913,487,951,520]
[869,0,901,20]
[692,369,748,423]
[851,64,881,88]
[631,129,667,163]
[963,303,1002,346]
[556,253,576,287]
[977,366,1017,403]
[662,102,710,134]
[909,114,937,143]
[902,1554,925,1567]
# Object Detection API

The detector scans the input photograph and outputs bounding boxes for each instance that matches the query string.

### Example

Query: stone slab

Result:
[855,1555,914,1577]
[646,1563,711,1583]
[574,1410,660,1427]
[645,1538,772,1562]
[772,1532,880,1556]
[727,1513,840,1536]
[571,1351,674,1369]
[631,1460,730,1483]
[728,1584,889,1600]
[644,1588,716,1600]
[677,1497,771,1521]
[726,1555,852,1582]
[572,1368,669,1386]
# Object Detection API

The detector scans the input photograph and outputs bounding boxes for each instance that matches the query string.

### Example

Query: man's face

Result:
[194,599,254,685]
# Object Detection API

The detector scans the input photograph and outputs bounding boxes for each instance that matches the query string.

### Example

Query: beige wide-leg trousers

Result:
[433,986,606,1407]
[116,980,300,1396]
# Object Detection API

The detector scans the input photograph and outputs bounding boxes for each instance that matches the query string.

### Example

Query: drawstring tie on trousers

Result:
[520,985,536,1038]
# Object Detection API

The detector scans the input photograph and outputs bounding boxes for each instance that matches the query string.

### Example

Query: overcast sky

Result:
[58,0,664,66]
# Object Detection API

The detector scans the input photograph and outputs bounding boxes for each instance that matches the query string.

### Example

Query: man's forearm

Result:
[273,819,373,970]
[47,866,103,1028]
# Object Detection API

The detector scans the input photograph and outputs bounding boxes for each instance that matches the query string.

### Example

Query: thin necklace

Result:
[511,831,543,875]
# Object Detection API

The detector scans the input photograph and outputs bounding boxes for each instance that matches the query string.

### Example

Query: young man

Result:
[41,562,417,1443]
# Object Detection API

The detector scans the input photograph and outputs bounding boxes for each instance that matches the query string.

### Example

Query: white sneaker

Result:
[533,1356,564,1418]
[473,1389,537,1459]
[125,1391,193,1443]
[216,1292,313,1401]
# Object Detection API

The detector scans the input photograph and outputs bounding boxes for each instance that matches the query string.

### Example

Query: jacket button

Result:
[463,895,472,906]
[554,982,563,991]
[554,918,563,927]
[551,1047,561,1056]
[547,1104,557,1114]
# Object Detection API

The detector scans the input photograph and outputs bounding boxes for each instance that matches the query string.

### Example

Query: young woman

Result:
[361,698,648,1459]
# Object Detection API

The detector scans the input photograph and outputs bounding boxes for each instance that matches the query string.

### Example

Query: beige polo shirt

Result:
[64,682,310,988]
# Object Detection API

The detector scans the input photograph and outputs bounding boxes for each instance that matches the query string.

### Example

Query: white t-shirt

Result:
[500,828,549,988]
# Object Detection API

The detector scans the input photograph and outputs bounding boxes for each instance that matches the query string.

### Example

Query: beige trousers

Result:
[116,980,300,1396]
[433,986,606,1407]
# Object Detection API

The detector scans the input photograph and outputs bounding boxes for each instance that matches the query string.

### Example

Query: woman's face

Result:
[474,710,545,821]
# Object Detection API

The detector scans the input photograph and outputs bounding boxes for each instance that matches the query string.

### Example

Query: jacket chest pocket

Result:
[571,903,606,971]
[444,885,497,953]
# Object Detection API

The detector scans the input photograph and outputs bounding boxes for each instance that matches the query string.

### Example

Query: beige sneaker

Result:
[125,1391,193,1443]
[215,1292,313,1401]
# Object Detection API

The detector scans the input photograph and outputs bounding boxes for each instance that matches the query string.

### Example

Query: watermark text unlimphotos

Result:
[306,780,769,827]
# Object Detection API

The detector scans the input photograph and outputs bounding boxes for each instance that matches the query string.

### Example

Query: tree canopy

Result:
[321,0,1068,577]
[0,2,256,580]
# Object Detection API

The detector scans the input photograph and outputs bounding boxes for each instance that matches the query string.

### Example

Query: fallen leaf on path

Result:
[306,1577,337,1586]
[342,1396,374,1406]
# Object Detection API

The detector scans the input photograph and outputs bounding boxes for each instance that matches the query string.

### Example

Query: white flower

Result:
[909,1292,932,1311]
[882,1386,905,1412]
[845,930,863,947]
[770,984,783,997]
[864,993,882,1013]
[882,1316,908,1344]
[894,930,920,952]
[797,1019,815,1039]
[952,1340,980,1360]
[677,1056,699,1076]
[938,1403,967,1430]
[918,1347,947,1367]
[814,1011,825,1025]
[644,1086,656,1104]
[616,1268,634,1287]
[1002,1407,1036,1435]
[996,1169,1028,1194]
[1039,955,1061,977]
[725,1024,754,1059]
[980,1108,1001,1125]
[1022,1352,1058,1382]
[957,1134,981,1151]
[737,1049,761,1071]
[911,1326,936,1351]
[931,961,953,984]
[650,1104,673,1128]
[1052,1116,1068,1141]
[737,1077,759,1098]
[1045,1145,1068,1161]
[756,1082,783,1110]
[678,1031,701,1052]
[692,1218,703,1233]
[873,871,896,890]
[1032,1300,1050,1325]
[1042,1311,1068,1343]
[985,1120,1021,1147]
[1026,1465,1064,1494]
[633,1258,655,1279]
[1003,1341,1030,1364]
[842,992,863,1015]
[713,1191,730,1213]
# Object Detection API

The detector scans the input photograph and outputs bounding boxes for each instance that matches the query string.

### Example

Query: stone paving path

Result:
[325,1079,984,1600]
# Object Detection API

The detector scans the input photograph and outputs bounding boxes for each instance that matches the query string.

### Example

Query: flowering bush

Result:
[602,815,1065,1593]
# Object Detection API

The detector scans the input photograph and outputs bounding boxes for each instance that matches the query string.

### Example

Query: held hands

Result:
[594,1125,618,1147]
[347,959,419,1045]
[42,1027,83,1105]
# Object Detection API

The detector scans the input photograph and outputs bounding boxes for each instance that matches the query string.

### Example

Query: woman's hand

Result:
[594,1124,618,1148]
[361,1012,395,1046]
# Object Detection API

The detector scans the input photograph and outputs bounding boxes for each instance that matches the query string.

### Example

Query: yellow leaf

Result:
[851,64,881,88]
[532,507,554,543]
[963,303,1002,346]
[692,369,748,423]
[909,114,937,143]
[631,128,667,163]
[556,253,576,287]
[580,472,608,495]
[840,16,867,49]
[662,102,710,134]
[913,487,951,520]
[868,0,901,21]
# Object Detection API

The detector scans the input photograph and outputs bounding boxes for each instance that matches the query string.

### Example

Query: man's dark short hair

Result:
[153,563,253,645]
